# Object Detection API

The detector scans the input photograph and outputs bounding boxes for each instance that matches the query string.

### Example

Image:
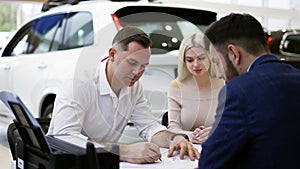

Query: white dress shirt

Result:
[47,61,166,142]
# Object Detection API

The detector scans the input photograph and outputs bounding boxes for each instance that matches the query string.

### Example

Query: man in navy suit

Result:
[198,13,300,169]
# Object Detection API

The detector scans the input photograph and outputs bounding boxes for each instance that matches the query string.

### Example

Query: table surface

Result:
[5,133,201,169]
[7,145,201,169]
[120,144,201,169]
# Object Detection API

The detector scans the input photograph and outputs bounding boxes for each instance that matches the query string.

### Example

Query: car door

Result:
[0,53,16,118]
[1,24,33,92]
[280,32,300,69]
[0,14,65,116]
[0,55,13,91]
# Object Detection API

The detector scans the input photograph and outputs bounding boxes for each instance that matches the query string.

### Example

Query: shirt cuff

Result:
[141,124,167,142]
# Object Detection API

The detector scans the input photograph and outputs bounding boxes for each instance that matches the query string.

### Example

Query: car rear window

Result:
[115,6,216,54]
[63,12,94,50]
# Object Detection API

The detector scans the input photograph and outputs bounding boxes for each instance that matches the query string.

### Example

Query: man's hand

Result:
[167,135,200,161]
[119,142,162,164]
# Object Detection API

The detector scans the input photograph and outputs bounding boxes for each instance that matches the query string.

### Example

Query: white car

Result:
[0,0,216,122]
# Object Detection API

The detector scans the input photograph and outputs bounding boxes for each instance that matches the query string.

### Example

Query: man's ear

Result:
[108,48,116,62]
[227,44,241,65]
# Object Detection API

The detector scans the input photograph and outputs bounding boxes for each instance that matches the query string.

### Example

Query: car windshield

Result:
[281,33,300,55]
[116,6,216,54]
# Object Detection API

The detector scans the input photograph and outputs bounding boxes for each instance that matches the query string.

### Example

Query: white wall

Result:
[163,0,300,30]
[292,0,300,28]
[7,0,300,31]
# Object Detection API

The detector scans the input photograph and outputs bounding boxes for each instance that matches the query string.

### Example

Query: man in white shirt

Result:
[48,26,199,164]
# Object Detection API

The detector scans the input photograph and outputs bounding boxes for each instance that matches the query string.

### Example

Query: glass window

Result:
[12,34,29,55]
[117,7,216,54]
[29,14,65,54]
[282,33,300,54]
[2,22,33,56]
[128,20,203,54]
[63,12,94,49]
[177,21,204,38]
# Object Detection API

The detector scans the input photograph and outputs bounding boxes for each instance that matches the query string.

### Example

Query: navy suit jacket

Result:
[198,55,300,169]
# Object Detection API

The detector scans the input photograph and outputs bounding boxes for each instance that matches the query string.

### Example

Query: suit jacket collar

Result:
[248,54,279,72]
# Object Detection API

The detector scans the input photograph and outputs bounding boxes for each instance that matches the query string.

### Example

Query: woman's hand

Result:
[190,126,212,144]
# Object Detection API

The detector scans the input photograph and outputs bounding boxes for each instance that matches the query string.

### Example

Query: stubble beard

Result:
[225,59,239,82]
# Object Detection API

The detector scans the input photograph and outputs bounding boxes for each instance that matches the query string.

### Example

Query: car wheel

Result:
[42,103,54,118]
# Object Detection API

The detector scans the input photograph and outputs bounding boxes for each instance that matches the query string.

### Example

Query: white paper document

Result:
[120,144,201,169]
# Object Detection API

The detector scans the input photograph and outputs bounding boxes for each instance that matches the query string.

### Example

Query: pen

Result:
[159,158,162,162]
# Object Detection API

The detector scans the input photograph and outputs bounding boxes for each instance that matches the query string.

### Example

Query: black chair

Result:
[86,142,100,169]
[161,111,169,127]
[7,117,51,160]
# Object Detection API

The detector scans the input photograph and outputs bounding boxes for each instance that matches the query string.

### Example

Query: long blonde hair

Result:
[177,33,216,82]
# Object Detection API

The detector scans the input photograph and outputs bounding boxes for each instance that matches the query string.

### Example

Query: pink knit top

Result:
[167,78,223,137]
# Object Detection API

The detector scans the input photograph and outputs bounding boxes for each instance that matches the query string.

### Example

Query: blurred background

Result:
[1,0,300,51]
[1,0,300,168]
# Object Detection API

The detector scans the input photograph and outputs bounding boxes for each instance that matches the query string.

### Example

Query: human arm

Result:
[88,137,162,164]
[129,82,199,161]
[167,81,193,137]
[191,80,224,144]
[151,130,200,161]
[168,82,211,144]
[47,79,90,136]
[118,142,161,164]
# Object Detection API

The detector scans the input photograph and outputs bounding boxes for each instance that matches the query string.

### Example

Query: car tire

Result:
[42,103,54,118]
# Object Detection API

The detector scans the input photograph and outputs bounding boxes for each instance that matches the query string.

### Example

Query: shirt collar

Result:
[97,61,129,98]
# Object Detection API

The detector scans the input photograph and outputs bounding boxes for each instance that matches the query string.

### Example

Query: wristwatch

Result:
[170,133,190,141]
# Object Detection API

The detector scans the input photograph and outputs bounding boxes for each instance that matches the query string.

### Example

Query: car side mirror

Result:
[280,32,300,57]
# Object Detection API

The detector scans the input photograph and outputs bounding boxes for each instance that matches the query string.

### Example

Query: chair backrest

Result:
[6,122,18,160]
[6,117,51,160]
[161,111,169,127]
[86,142,100,169]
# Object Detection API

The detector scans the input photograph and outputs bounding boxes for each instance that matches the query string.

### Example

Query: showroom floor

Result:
[0,122,12,169]
[0,144,12,169]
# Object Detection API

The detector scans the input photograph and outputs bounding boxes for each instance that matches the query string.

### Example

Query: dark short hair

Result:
[204,13,270,56]
[112,26,151,51]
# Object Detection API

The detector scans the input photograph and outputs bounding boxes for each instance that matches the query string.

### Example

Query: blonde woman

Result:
[167,33,224,144]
